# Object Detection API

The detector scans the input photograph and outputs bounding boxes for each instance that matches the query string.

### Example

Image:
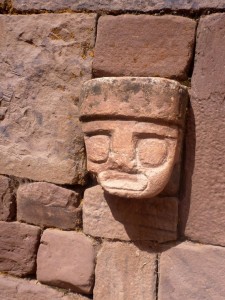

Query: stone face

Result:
[0,274,90,300]
[93,15,196,79]
[11,0,225,12]
[0,13,96,184]
[94,242,157,300]
[37,229,95,294]
[159,242,225,300]
[17,182,82,230]
[83,185,178,243]
[180,14,225,246]
[80,78,188,199]
[0,175,15,221]
[0,221,41,276]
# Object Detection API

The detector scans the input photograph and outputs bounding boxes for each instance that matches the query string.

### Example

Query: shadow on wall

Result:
[179,102,196,237]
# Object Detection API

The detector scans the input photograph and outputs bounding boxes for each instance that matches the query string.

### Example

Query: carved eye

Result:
[137,138,168,167]
[85,135,110,163]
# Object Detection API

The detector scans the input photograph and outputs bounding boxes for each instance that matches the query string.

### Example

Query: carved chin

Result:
[98,171,167,199]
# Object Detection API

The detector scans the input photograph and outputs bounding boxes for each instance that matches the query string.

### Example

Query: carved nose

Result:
[109,142,136,172]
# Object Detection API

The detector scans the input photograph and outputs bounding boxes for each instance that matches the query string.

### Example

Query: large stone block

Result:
[93,15,196,79]
[83,185,178,243]
[180,13,225,246]
[159,242,225,300]
[11,0,225,12]
[37,229,96,294]
[0,221,41,276]
[0,175,15,221]
[0,274,90,300]
[94,241,157,300]
[17,182,82,230]
[0,13,96,184]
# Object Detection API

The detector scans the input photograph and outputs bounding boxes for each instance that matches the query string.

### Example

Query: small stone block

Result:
[37,229,96,294]
[17,182,82,230]
[0,221,41,276]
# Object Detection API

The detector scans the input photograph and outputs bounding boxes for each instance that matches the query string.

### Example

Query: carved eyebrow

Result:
[133,132,177,140]
[83,129,112,136]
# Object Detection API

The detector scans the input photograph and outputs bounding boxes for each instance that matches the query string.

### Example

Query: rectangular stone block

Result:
[11,0,225,12]
[94,242,157,300]
[0,273,90,300]
[37,229,96,294]
[180,13,225,246]
[93,15,196,80]
[0,175,15,221]
[0,13,96,184]
[83,185,178,243]
[17,182,82,230]
[0,221,41,277]
[159,242,225,300]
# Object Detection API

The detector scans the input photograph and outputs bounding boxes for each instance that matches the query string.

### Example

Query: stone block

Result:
[93,15,196,79]
[0,221,41,276]
[0,13,96,184]
[94,241,157,300]
[180,13,225,246]
[11,0,225,12]
[159,242,225,300]
[0,273,90,300]
[17,182,82,230]
[83,185,178,243]
[37,229,96,294]
[0,175,15,221]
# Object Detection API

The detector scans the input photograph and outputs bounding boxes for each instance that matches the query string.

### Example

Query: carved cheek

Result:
[137,138,168,167]
[84,135,110,164]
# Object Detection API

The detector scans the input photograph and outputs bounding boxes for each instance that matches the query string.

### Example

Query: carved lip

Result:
[98,171,148,191]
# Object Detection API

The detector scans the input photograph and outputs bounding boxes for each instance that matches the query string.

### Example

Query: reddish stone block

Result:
[17,182,82,230]
[159,242,225,300]
[0,221,41,277]
[83,185,178,243]
[0,13,96,184]
[93,15,196,79]
[94,242,157,300]
[180,13,225,246]
[11,0,225,13]
[37,229,96,294]
[0,273,90,300]
[0,175,15,221]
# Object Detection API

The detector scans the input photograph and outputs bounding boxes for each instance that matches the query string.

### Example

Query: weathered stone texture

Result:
[83,185,178,243]
[93,15,196,79]
[159,242,225,300]
[0,221,41,276]
[0,13,96,184]
[37,229,95,294]
[0,274,90,300]
[181,13,225,246]
[11,0,225,12]
[17,182,82,230]
[0,175,15,221]
[94,242,157,300]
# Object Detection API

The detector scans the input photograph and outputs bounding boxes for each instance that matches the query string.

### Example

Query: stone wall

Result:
[0,1,224,299]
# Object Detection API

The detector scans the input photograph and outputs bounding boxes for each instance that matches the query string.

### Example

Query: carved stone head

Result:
[80,77,188,199]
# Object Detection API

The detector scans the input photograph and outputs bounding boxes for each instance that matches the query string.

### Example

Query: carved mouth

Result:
[98,171,148,191]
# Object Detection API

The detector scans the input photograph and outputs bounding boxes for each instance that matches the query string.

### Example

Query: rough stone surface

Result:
[180,13,225,246]
[0,13,96,184]
[37,229,95,294]
[0,274,90,300]
[17,182,82,230]
[11,0,225,12]
[93,15,196,79]
[0,221,41,276]
[83,185,178,243]
[159,242,225,300]
[94,242,157,300]
[80,78,188,199]
[0,175,15,221]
